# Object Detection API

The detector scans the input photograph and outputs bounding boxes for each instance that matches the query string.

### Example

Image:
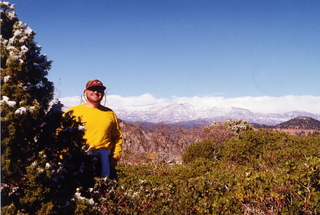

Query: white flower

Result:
[78,126,85,131]
[9,3,15,10]
[1,38,8,46]
[20,45,28,53]
[2,1,9,6]
[1,96,9,101]
[14,29,22,37]
[73,189,86,200]
[9,51,19,58]
[8,38,14,44]
[3,76,10,82]
[1,96,16,106]
[15,107,27,114]
[7,100,16,106]
[88,198,95,205]
[7,45,16,51]
[19,36,28,43]
[7,11,16,19]
[17,21,27,28]
[139,179,147,184]
[24,26,33,35]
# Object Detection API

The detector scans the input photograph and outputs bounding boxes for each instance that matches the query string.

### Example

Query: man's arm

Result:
[110,114,123,164]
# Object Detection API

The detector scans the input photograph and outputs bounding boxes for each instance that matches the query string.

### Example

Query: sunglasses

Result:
[87,87,105,93]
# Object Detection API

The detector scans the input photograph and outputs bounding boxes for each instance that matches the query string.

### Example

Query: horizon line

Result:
[57,94,320,115]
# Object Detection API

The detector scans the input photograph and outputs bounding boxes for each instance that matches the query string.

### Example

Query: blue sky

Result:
[8,0,320,113]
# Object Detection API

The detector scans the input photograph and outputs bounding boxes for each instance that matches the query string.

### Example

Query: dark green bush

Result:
[220,129,320,168]
[91,130,319,214]
[182,140,217,163]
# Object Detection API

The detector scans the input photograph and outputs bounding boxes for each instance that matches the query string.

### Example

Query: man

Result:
[66,79,122,179]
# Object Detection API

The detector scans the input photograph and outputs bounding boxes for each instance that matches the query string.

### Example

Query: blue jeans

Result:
[86,149,110,178]
[99,149,111,177]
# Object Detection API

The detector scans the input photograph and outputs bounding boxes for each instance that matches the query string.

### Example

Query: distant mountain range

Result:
[113,102,320,126]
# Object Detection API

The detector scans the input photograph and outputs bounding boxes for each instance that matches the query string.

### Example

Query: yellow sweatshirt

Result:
[66,104,122,160]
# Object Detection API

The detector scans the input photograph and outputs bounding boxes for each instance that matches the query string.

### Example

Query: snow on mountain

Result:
[112,103,320,126]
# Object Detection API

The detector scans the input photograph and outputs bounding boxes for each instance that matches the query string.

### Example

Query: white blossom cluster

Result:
[0,1,16,19]
[1,95,16,106]
[1,2,35,64]
[14,106,35,114]
[3,21,34,63]
[224,118,252,134]
[1,95,37,114]
[3,75,10,82]
[72,188,95,205]
[1,1,52,112]
[1,1,51,79]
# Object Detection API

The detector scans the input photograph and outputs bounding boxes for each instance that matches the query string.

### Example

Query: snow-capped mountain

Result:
[112,103,320,126]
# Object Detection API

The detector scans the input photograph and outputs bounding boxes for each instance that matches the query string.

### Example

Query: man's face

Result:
[85,87,104,104]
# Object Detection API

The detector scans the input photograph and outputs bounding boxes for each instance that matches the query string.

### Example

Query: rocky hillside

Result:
[275,117,320,130]
[251,117,320,130]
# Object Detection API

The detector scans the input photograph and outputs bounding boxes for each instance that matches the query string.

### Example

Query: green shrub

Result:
[1,3,100,214]
[182,140,217,163]
[3,128,319,214]
[220,129,320,167]
[95,130,319,214]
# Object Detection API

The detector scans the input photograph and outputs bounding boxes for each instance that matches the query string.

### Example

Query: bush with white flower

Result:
[1,2,98,214]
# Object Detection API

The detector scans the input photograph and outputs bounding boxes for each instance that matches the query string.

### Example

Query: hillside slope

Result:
[275,116,320,130]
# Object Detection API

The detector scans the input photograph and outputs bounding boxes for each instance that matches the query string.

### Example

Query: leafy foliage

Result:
[182,140,218,164]
[89,131,319,214]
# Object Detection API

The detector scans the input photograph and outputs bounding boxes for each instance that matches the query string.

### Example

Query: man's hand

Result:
[109,157,118,167]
